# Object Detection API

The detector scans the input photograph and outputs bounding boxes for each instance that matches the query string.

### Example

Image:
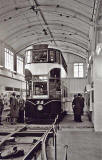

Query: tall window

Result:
[5,48,14,71]
[26,50,32,63]
[17,56,24,74]
[74,63,83,78]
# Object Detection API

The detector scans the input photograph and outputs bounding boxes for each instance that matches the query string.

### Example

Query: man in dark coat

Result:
[72,93,83,122]
[72,94,77,121]
[80,94,84,115]
[17,95,25,123]
[10,93,18,124]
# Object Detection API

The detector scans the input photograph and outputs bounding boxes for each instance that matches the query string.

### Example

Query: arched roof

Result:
[0,0,101,59]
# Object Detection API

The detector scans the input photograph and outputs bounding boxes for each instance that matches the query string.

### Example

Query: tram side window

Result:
[50,68,60,78]
[32,50,47,62]
[48,50,55,62]
[49,68,61,99]
[56,50,60,64]
[63,87,67,98]
[26,50,32,63]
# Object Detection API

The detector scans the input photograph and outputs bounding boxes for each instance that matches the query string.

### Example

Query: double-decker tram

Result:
[25,44,68,124]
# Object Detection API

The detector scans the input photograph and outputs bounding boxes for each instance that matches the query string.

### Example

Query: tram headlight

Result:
[37,104,43,111]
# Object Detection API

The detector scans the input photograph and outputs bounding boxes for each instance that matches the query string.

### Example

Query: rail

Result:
[0,125,27,149]
[0,115,59,160]
[23,115,59,160]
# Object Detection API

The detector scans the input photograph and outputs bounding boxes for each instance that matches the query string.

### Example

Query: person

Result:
[3,94,9,110]
[72,94,77,121]
[72,93,83,122]
[9,92,19,124]
[17,95,25,123]
[80,94,84,115]
[0,95,4,125]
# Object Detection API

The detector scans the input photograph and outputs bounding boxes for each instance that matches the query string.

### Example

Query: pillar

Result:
[94,54,102,131]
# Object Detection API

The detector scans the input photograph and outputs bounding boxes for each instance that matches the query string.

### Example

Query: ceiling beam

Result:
[15,39,87,59]
[3,22,89,43]
[39,4,92,22]
[4,27,88,50]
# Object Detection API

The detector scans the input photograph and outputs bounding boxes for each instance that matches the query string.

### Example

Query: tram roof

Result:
[0,0,101,59]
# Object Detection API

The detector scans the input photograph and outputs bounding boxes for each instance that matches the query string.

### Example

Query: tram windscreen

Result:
[33,82,47,95]
[32,50,47,62]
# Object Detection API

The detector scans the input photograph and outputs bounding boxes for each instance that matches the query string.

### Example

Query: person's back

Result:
[10,93,18,124]
[72,94,77,121]
[74,93,83,122]
[75,96,82,114]
[72,95,77,106]
[80,95,84,115]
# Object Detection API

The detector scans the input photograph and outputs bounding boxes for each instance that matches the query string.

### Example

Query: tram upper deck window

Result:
[48,50,55,62]
[32,50,47,62]
[26,50,32,63]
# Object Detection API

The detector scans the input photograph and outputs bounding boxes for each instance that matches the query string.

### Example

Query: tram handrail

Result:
[42,114,58,142]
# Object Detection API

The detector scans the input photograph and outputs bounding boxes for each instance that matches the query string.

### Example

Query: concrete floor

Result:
[56,115,102,160]
[59,114,94,129]
[0,114,102,160]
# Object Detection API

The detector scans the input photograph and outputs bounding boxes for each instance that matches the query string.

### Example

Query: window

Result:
[48,50,55,62]
[32,50,47,62]
[17,56,24,74]
[33,82,47,95]
[56,50,60,64]
[5,87,13,91]
[74,63,83,78]
[26,50,32,63]
[14,88,20,92]
[33,76,48,95]
[5,48,14,71]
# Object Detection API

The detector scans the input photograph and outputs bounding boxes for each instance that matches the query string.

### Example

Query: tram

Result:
[25,44,68,123]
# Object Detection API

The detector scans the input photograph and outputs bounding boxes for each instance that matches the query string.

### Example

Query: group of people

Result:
[72,93,84,122]
[0,91,85,124]
[0,92,25,125]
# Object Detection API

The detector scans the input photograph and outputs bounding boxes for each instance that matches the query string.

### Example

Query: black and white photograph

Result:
[0,0,102,159]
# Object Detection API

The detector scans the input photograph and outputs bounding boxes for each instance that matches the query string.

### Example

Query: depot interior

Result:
[0,0,102,131]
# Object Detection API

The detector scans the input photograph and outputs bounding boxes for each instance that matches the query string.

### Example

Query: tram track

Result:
[0,116,58,160]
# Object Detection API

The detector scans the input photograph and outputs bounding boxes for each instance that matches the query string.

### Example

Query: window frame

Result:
[17,56,24,75]
[5,48,14,71]
[74,63,84,78]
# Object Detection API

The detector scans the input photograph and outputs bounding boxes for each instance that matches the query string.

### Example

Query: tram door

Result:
[49,68,61,99]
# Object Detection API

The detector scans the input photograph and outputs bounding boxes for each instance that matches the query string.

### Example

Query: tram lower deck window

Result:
[33,82,47,95]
